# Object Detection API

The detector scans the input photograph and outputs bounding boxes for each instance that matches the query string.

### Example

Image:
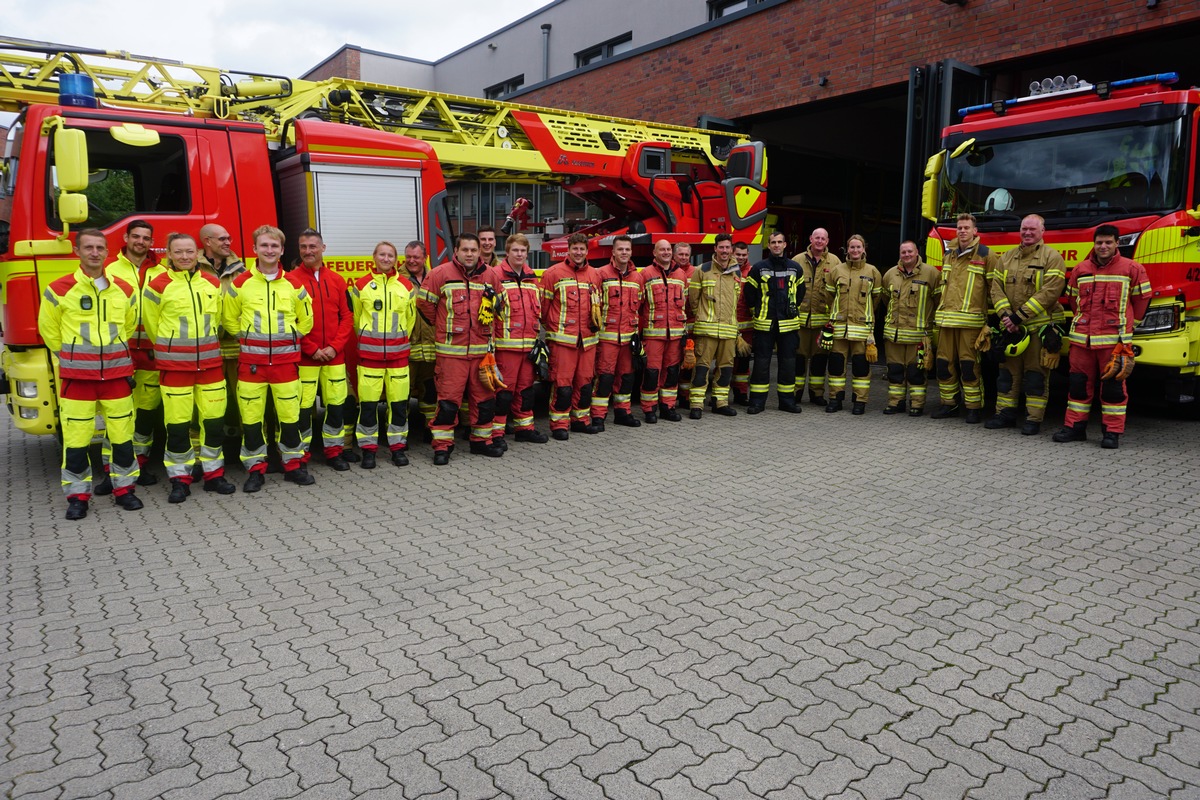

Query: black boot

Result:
[1052,423,1088,443]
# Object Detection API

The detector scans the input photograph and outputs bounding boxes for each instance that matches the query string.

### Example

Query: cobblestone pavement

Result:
[3,383,1199,800]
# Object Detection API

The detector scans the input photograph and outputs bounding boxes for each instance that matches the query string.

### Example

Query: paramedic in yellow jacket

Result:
[985,214,1066,436]
[349,241,417,469]
[932,213,998,424]
[880,241,941,416]
[824,235,883,414]
[142,233,236,503]
[37,229,143,520]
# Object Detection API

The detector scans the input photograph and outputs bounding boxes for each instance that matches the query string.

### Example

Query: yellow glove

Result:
[865,339,878,362]
[590,300,602,332]
[478,293,495,326]
[1040,349,1060,370]
[736,337,752,358]
[920,336,935,370]
[974,326,991,351]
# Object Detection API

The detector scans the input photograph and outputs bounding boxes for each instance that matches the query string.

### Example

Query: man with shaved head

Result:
[792,227,841,406]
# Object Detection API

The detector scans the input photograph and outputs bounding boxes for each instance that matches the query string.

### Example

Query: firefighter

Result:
[793,227,841,407]
[880,240,940,416]
[540,231,603,439]
[478,226,501,268]
[932,213,997,423]
[1054,224,1151,449]
[223,225,315,491]
[415,233,505,464]
[403,241,438,442]
[673,242,697,410]
[986,214,1066,435]
[95,219,163,494]
[493,233,548,444]
[198,223,247,447]
[349,241,416,468]
[744,231,805,414]
[287,228,353,470]
[590,234,644,430]
[141,233,236,502]
[37,229,144,520]
[686,233,744,418]
[731,240,754,404]
[824,235,883,414]
[639,239,690,423]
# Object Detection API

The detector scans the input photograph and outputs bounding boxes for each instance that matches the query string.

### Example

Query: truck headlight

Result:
[1135,306,1177,334]
[1118,232,1140,258]
[16,380,38,398]
[19,406,39,419]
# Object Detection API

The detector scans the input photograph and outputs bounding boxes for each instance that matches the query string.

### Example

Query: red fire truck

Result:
[0,40,768,436]
[921,73,1200,406]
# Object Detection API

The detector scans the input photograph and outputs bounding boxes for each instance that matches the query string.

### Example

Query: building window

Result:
[575,33,633,68]
[709,0,764,19]
[485,74,524,100]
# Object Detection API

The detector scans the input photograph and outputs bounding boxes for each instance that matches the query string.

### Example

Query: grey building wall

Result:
[359,52,435,88]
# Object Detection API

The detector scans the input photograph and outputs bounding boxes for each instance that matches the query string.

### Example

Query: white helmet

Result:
[985,188,1014,213]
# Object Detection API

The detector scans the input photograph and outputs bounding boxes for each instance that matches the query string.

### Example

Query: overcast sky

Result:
[6,0,551,81]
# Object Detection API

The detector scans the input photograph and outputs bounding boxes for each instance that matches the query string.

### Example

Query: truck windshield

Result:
[940,116,1187,226]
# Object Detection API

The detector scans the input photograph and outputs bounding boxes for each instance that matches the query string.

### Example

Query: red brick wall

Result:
[516,0,1200,126]
[304,48,362,81]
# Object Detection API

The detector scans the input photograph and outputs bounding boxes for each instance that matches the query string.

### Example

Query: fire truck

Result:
[0,39,768,436]
[919,72,1200,407]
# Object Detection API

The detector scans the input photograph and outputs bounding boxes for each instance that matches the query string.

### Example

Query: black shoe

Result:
[732,391,749,406]
[326,454,351,471]
[204,476,236,494]
[243,471,266,493]
[644,411,658,424]
[495,436,509,452]
[168,479,190,504]
[136,469,158,487]
[1101,431,1120,450]
[984,413,1017,429]
[779,402,802,414]
[433,450,450,465]
[1021,420,1041,436]
[590,418,606,433]
[391,449,409,467]
[689,408,703,420]
[964,408,982,424]
[552,429,570,441]
[709,397,718,412]
[613,412,641,428]
[1052,424,1088,443]
[341,447,361,463]
[825,399,843,413]
[714,405,737,417]
[93,475,113,496]
[284,468,316,486]
[882,405,902,415]
[662,408,682,422]
[515,428,549,443]
[852,402,866,415]
[931,404,960,419]
[909,407,925,417]
[746,405,765,415]
[469,440,505,457]
[114,492,144,511]
[360,449,377,469]
[570,420,600,434]
[65,498,89,521]
[808,392,828,407]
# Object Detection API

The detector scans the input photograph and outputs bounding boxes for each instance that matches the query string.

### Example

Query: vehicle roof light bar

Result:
[958,72,1179,118]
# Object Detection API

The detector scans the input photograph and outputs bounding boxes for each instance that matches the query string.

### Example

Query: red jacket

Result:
[540,259,602,348]
[595,260,644,345]
[287,262,352,366]
[494,260,541,351]
[415,257,502,359]
[1066,252,1152,348]
[640,261,690,340]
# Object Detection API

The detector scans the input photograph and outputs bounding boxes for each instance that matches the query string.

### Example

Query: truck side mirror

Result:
[921,150,946,221]
[58,192,89,224]
[54,127,89,192]
[949,138,976,159]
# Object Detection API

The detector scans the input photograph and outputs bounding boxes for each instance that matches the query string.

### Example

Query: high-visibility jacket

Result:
[596,260,644,345]
[415,257,502,358]
[826,259,884,340]
[494,260,542,351]
[689,259,743,340]
[350,269,415,368]
[934,237,997,329]
[142,266,224,373]
[793,248,841,327]
[540,259,602,348]
[881,260,941,343]
[405,268,437,361]
[198,252,246,358]
[37,266,137,381]
[640,261,690,340]
[744,254,804,332]
[1066,252,1152,347]
[287,262,353,367]
[107,249,162,370]
[990,243,1067,329]
[223,266,314,366]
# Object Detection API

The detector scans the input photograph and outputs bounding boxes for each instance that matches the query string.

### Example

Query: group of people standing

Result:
[37,211,1150,520]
